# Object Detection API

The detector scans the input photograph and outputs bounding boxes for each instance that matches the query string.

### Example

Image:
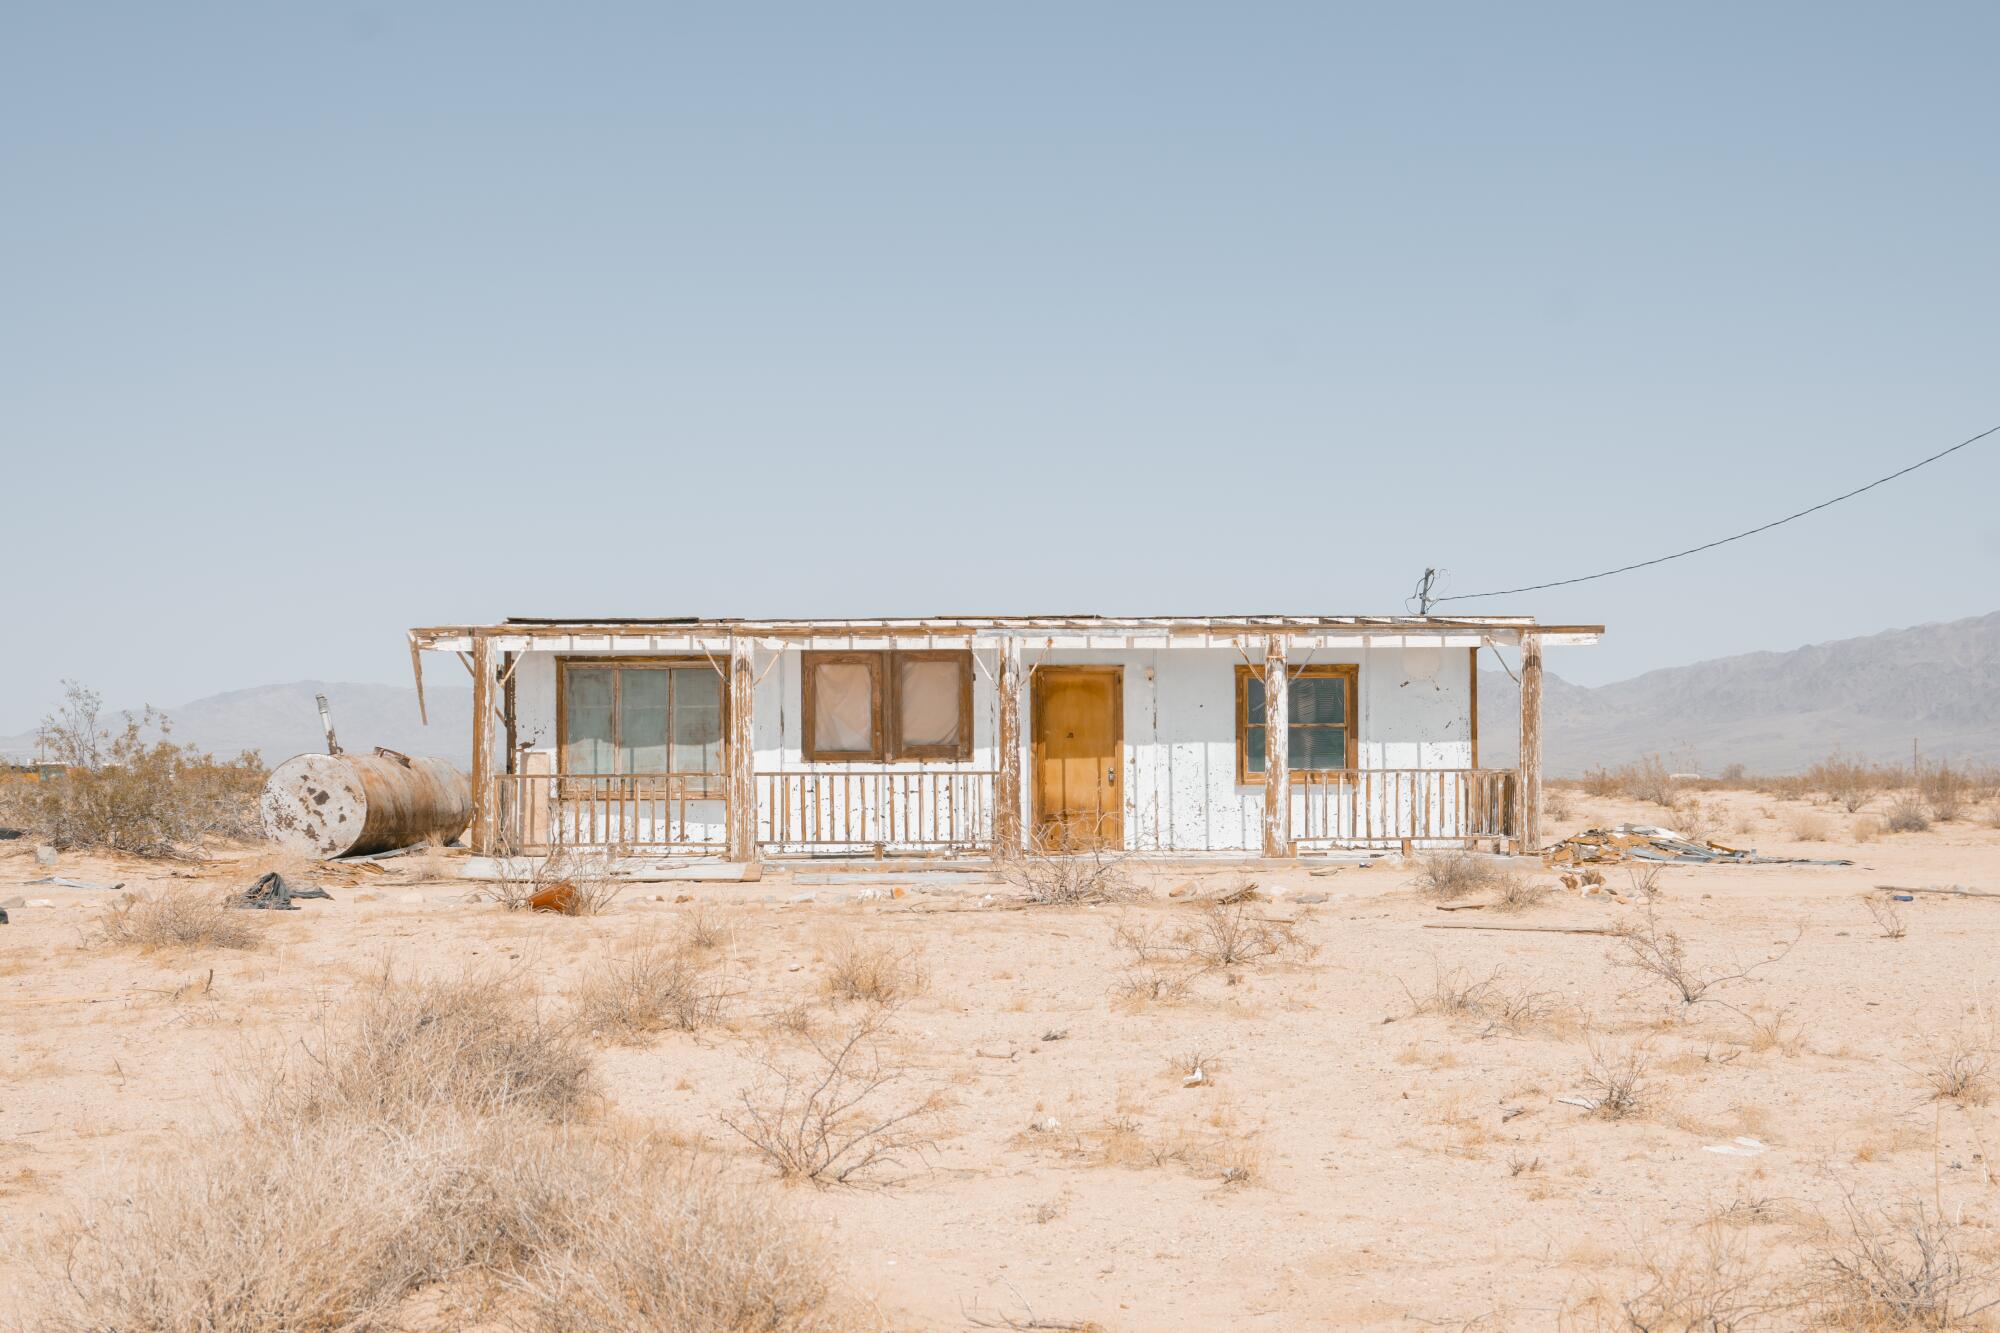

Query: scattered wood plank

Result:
[1434,902,1488,912]
[1875,885,1999,900]
[1423,922,1620,936]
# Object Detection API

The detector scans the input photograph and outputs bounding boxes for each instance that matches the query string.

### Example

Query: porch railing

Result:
[756,769,996,852]
[492,772,726,852]
[1292,768,1517,848]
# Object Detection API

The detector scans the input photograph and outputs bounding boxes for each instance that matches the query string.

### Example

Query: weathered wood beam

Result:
[727,637,757,863]
[1518,632,1543,854]
[1262,635,1291,858]
[994,640,1024,854]
[469,634,494,853]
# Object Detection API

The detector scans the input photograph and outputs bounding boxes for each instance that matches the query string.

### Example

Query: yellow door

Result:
[1031,667,1123,850]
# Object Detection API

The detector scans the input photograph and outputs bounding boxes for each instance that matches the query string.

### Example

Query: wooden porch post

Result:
[727,637,757,863]
[1261,635,1291,858]
[994,639,1025,855]
[470,634,495,854]
[1518,632,1543,855]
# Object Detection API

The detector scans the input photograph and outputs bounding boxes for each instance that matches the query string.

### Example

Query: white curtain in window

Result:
[813,663,875,752]
[897,659,961,748]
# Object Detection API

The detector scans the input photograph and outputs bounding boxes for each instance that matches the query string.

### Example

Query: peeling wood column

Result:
[1261,635,1292,859]
[469,634,495,853]
[994,639,1025,855]
[727,638,757,863]
[1518,632,1543,855]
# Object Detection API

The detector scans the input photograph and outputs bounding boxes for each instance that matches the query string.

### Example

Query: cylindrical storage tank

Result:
[260,750,472,859]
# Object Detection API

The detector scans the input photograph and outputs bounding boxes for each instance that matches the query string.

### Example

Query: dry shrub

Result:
[1401,959,1554,1035]
[1612,899,1800,1011]
[1807,753,1890,813]
[820,933,928,1005]
[1579,1039,1650,1119]
[1911,1020,1992,1106]
[1544,785,1576,824]
[1864,894,1908,941]
[97,888,258,954]
[1786,810,1832,843]
[265,971,595,1126]
[1493,874,1553,912]
[1415,852,1515,901]
[1623,755,1681,807]
[1886,795,1932,834]
[723,1012,935,1187]
[1812,1195,2000,1329]
[1918,761,1970,823]
[29,1113,859,1333]
[1619,1221,1782,1330]
[1174,901,1313,968]
[16,681,265,857]
[1111,965,1198,1007]
[572,932,728,1041]
[1855,816,1882,844]
[1580,767,1623,799]
[998,827,1139,905]
[477,848,621,915]
[680,905,732,952]
[1670,797,1719,845]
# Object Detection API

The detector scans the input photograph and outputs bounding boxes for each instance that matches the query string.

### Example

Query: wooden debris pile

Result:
[1543,824,1850,867]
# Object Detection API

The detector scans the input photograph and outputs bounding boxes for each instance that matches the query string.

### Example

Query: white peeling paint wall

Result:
[506,642,1476,852]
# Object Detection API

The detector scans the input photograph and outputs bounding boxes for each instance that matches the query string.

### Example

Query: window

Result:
[1235,664,1356,783]
[560,661,724,787]
[803,650,972,761]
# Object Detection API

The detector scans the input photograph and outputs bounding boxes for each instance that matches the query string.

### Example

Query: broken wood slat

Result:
[1875,885,1998,900]
[1423,922,1620,936]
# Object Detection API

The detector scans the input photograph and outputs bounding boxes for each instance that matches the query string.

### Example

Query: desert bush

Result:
[477,848,622,915]
[1806,753,1890,813]
[1812,1195,2000,1329]
[723,1012,935,1187]
[1911,1023,1992,1106]
[821,933,928,1005]
[1918,759,1970,822]
[1623,755,1680,807]
[1612,899,1800,1011]
[96,887,259,954]
[1172,901,1312,968]
[1786,810,1831,843]
[1618,1222,1781,1331]
[265,971,595,1126]
[29,1112,857,1333]
[1579,1039,1650,1119]
[14,681,265,857]
[1886,794,1932,833]
[572,933,728,1041]
[1493,874,1552,912]
[1543,786,1575,824]
[998,827,1139,905]
[1400,958,1553,1035]
[1864,894,1908,941]
[680,905,732,952]
[1415,852,1515,901]
[1854,816,1881,844]
[1580,767,1622,799]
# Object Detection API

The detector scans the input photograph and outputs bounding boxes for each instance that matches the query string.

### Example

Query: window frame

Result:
[554,657,729,792]
[1234,663,1358,785]
[801,649,974,763]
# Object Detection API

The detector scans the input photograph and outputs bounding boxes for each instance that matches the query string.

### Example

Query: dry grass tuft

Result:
[1400,958,1556,1036]
[1886,794,1932,834]
[820,933,928,1005]
[572,932,728,1041]
[28,1114,861,1333]
[1910,1021,1993,1106]
[265,970,596,1126]
[476,849,621,915]
[1578,1039,1650,1120]
[1811,1194,2000,1329]
[679,905,732,952]
[1414,852,1515,901]
[998,828,1140,906]
[723,1012,936,1188]
[1786,811,1832,843]
[97,888,259,954]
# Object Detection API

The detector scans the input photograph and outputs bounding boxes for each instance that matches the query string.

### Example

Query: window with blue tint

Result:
[1237,665,1354,782]
[562,663,726,776]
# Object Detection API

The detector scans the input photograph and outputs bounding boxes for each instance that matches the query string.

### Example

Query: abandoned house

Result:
[405,616,1601,860]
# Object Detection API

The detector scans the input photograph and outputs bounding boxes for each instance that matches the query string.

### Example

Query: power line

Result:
[1426,421,2000,607]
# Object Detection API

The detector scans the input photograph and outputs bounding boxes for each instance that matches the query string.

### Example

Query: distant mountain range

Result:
[1480,611,2000,774]
[5,613,1995,775]
[0,681,472,767]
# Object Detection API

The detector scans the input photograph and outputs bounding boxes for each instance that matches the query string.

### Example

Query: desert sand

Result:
[5,787,2000,1330]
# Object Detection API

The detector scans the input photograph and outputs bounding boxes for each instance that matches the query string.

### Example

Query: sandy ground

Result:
[5,787,2000,1330]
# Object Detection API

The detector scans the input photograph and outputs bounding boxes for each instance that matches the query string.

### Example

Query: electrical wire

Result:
[1430,421,1999,605]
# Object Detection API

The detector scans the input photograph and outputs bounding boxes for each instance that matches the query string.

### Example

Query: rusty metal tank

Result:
[260,748,472,859]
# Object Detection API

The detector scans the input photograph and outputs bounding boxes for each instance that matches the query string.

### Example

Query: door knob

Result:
[1106,767,1117,784]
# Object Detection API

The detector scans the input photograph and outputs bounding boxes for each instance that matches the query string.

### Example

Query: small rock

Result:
[27,898,56,908]
[34,846,58,867]
[1041,1029,1069,1042]
[1167,881,1194,898]
[790,892,816,904]
[1030,1116,1061,1133]
[787,962,802,972]
[675,893,693,903]
[1296,893,1329,904]
[1,895,24,909]
[891,886,907,899]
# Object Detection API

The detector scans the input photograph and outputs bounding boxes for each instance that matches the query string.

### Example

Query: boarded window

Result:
[1236,664,1356,783]
[561,662,726,779]
[803,650,972,762]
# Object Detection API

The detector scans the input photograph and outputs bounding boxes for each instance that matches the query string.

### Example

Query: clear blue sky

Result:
[4,2,1995,732]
